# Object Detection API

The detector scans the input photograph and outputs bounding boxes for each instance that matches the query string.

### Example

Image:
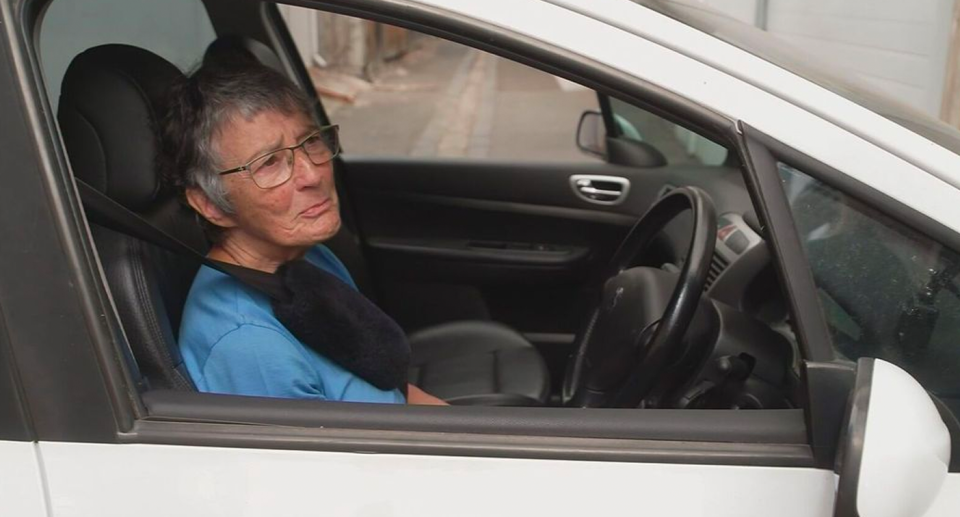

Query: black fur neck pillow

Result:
[270,259,410,391]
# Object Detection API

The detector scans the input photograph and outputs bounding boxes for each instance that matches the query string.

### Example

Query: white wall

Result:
[763,0,955,118]
[670,0,956,119]
[277,5,319,68]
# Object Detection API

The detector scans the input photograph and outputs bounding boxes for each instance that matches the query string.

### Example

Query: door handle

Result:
[578,186,622,197]
[570,175,630,206]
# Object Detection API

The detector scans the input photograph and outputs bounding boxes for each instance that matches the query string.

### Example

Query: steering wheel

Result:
[563,187,717,408]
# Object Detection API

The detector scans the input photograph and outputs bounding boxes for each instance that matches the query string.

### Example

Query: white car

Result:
[1,0,958,516]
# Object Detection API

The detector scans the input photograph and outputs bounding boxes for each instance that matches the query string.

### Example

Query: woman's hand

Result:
[407,384,448,405]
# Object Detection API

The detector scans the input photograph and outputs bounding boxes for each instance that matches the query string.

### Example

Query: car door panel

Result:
[341,157,749,335]
[37,439,835,517]
[0,442,47,517]
[342,158,637,336]
[925,476,960,517]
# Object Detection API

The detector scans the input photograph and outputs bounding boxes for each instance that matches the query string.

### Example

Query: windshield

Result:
[633,0,960,157]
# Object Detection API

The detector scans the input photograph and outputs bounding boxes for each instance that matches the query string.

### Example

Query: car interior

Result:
[44,0,809,413]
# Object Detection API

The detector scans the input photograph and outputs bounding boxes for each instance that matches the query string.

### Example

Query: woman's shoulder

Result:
[180,265,287,343]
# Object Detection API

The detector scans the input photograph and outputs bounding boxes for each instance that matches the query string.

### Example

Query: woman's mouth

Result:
[299,199,331,218]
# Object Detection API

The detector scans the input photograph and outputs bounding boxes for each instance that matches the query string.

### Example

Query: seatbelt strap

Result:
[74,179,289,301]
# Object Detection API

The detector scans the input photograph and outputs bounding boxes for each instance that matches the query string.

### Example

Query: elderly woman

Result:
[163,60,443,405]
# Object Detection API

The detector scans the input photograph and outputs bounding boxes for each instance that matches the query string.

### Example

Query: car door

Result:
[8,0,852,515]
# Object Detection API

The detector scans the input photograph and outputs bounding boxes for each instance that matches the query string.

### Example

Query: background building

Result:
[669,0,960,124]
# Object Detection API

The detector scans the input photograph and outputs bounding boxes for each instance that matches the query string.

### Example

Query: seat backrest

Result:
[203,34,286,71]
[58,44,205,391]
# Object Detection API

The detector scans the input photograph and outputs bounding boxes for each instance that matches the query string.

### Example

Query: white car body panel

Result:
[926,475,960,517]
[412,0,960,234]
[37,441,836,517]
[0,441,49,517]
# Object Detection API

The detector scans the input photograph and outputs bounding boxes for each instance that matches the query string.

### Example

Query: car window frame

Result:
[12,0,848,469]
[2,0,138,443]
[740,122,960,471]
[0,305,33,442]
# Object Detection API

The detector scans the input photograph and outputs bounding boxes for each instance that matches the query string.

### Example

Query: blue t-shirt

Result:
[178,245,405,404]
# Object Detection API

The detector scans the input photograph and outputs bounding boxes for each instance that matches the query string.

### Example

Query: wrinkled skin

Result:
[187,109,341,272]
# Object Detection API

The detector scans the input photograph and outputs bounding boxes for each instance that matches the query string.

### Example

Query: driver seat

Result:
[58,44,550,405]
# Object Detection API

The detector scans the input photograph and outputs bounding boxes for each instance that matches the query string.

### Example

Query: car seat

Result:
[58,43,550,405]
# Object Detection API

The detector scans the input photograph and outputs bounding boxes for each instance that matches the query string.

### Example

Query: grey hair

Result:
[162,59,315,218]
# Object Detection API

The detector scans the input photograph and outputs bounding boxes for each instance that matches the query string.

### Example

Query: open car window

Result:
[28,0,828,465]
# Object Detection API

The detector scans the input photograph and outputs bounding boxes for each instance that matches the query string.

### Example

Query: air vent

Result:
[704,252,729,291]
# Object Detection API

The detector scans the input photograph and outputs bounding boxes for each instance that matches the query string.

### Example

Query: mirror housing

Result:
[576,110,606,158]
[576,110,668,167]
[835,359,952,517]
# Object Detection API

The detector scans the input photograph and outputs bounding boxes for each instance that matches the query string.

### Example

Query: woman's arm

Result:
[407,384,448,405]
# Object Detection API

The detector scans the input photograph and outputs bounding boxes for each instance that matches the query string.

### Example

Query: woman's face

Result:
[211,109,341,259]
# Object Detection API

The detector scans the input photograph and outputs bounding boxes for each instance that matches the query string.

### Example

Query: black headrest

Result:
[58,44,184,211]
[204,35,285,71]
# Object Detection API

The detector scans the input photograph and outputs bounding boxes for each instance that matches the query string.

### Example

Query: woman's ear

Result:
[186,187,237,229]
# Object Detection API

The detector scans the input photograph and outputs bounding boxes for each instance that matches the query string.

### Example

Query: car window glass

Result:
[780,162,960,398]
[608,97,728,166]
[295,11,600,162]
[39,0,216,111]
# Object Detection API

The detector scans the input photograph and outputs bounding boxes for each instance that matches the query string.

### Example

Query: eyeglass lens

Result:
[248,128,339,188]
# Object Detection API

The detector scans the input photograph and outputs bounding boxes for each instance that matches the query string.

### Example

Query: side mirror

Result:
[835,358,953,517]
[576,110,668,167]
[576,110,607,158]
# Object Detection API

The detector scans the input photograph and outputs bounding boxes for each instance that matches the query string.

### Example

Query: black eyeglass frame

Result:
[215,124,340,188]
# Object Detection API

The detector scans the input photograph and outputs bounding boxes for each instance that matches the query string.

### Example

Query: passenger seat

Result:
[58,44,203,390]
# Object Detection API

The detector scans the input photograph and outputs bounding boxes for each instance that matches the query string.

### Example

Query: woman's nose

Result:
[291,149,328,188]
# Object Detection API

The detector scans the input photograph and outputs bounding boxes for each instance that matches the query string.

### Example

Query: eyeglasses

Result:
[217,125,340,189]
